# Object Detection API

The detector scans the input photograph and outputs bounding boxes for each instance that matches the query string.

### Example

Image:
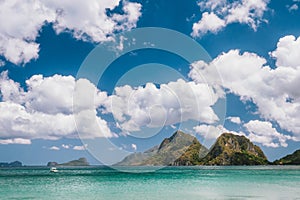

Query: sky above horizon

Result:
[0,0,300,165]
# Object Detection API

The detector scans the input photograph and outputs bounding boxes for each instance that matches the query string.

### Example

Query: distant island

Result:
[0,161,22,167]
[116,131,299,166]
[47,157,89,167]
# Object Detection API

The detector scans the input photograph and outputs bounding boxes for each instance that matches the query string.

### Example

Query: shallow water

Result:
[0,166,300,199]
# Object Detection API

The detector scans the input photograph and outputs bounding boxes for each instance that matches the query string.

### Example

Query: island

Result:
[273,149,300,165]
[116,131,269,166]
[0,161,22,167]
[47,157,89,167]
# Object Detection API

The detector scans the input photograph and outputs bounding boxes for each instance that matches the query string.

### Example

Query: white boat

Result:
[50,167,58,173]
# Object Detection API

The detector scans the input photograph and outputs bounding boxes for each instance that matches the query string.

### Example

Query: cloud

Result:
[105,79,220,132]
[0,138,31,145]
[131,143,137,151]
[49,146,60,151]
[193,124,227,139]
[193,124,244,140]
[244,120,294,148]
[62,144,70,149]
[288,4,299,12]
[190,35,300,141]
[112,1,142,31]
[0,37,40,66]
[191,12,225,37]
[192,0,269,37]
[0,0,55,65]
[0,71,221,142]
[227,116,242,124]
[270,35,300,69]
[73,144,87,151]
[0,0,142,65]
[0,72,115,143]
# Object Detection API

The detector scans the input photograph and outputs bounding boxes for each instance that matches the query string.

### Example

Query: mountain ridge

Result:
[200,133,268,165]
[116,131,208,166]
[116,131,270,166]
[273,149,300,165]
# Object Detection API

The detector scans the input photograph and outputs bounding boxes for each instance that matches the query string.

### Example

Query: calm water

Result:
[0,166,300,200]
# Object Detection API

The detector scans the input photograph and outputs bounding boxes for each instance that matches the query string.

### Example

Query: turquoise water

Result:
[1,166,300,200]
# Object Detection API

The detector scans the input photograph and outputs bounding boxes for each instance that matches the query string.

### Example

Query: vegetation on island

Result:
[200,133,268,165]
[117,131,269,166]
[273,150,300,165]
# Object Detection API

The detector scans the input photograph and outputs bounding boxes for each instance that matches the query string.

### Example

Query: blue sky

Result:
[0,0,300,165]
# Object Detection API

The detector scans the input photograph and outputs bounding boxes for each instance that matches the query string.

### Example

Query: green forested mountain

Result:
[116,131,269,166]
[273,150,300,165]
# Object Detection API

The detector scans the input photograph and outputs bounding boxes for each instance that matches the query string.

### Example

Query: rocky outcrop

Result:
[116,131,208,166]
[200,133,268,165]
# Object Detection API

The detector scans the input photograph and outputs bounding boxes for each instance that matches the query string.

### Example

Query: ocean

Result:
[0,166,300,199]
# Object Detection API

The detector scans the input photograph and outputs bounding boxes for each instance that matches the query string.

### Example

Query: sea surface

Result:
[0,166,300,200]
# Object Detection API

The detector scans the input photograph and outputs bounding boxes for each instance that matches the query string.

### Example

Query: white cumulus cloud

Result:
[73,144,87,151]
[62,144,70,149]
[270,35,300,69]
[192,0,269,37]
[49,146,60,151]
[192,12,225,37]
[0,138,31,145]
[0,71,115,142]
[105,79,220,132]
[288,4,299,12]
[244,120,294,148]
[227,116,242,124]
[0,0,142,65]
[131,143,137,151]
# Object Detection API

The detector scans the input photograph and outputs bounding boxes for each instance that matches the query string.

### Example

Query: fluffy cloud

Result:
[192,0,269,37]
[0,102,76,140]
[270,35,300,69]
[194,124,228,139]
[0,71,115,142]
[62,144,70,149]
[105,79,220,132]
[227,116,242,124]
[0,71,221,142]
[73,144,87,151]
[191,12,225,37]
[0,0,55,65]
[193,124,244,140]
[190,35,300,141]
[244,120,294,148]
[288,4,299,12]
[0,138,31,145]
[131,143,137,151]
[0,0,142,65]
[49,146,60,151]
